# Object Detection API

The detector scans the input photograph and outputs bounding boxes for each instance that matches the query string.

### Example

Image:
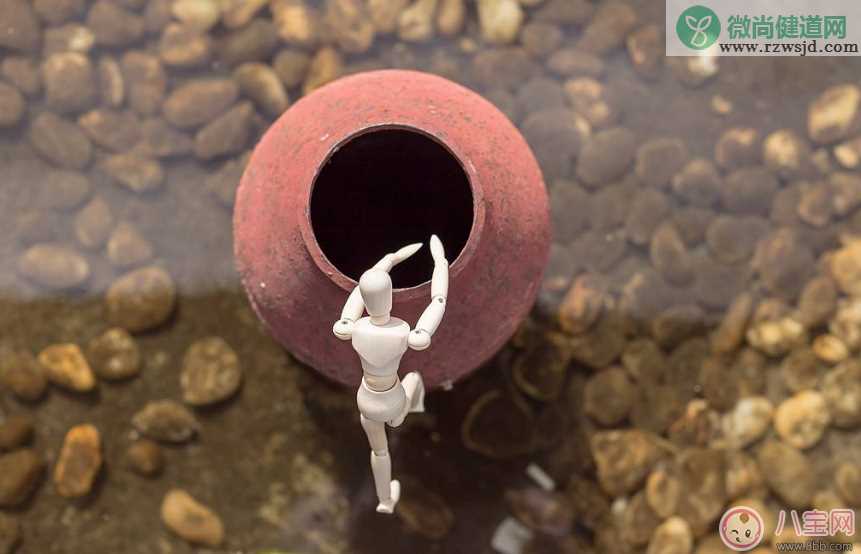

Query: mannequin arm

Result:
[409,235,448,351]
[333,287,364,340]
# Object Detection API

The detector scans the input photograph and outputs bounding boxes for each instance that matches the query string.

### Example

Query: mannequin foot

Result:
[376,480,401,514]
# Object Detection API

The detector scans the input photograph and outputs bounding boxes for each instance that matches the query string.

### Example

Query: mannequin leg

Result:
[360,414,401,513]
[402,371,425,413]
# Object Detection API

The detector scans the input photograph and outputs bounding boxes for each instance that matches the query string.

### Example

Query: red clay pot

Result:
[234,70,550,390]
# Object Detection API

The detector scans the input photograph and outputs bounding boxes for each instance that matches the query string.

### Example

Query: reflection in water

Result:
[1,0,861,552]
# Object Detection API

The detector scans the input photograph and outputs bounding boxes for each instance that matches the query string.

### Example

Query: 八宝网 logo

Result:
[719,506,765,551]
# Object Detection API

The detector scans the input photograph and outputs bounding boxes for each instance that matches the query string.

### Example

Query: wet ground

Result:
[1,0,861,552]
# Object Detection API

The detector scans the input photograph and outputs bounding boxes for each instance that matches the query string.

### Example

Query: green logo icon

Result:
[676,5,721,49]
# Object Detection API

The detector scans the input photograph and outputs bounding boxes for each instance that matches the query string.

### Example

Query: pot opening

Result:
[310,128,474,288]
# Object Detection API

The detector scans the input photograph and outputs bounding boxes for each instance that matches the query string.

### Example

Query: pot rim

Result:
[298,122,486,303]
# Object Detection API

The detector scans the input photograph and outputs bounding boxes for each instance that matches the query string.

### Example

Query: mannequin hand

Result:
[408,329,431,350]
[393,242,422,264]
[333,319,354,340]
[430,235,446,265]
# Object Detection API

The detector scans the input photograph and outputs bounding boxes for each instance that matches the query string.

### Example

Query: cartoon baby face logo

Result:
[719,506,765,551]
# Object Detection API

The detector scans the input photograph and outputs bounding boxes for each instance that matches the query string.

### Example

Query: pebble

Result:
[0,513,20,554]
[512,332,570,401]
[835,463,861,506]
[808,84,860,144]
[38,343,96,393]
[636,138,689,189]
[647,516,693,554]
[41,170,90,211]
[54,424,102,498]
[652,304,704,349]
[622,491,662,547]
[105,266,176,332]
[17,243,90,290]
[207,152,248,207]
[583,367,636,426]
[830,239,861,296]
[758,440,816,508]
[781,347,824,392]
[0,351,47,402]
[272,49,310,88]
[158,23,212,67]
[436,0,464,36]
[137,119,193,159]
[461,389,534,459]
[812,333,849,364]
[650,222,693,286]
[86,0,145,46]
[520,109,583,181]
[87,328,141,380]
[218,18,278,66]
[106,223,153,269]
[671,159,721,208]
[1,57,41,97]
[161,489,224,546]
[34,0,84,25]
[557,274,605,335]
[0,450,43,507]
[506,488,573,536]
[798,275,837,329]
[171,0,219,31]
[830,172,861,216]
[796,182,832,228]
[477,0,523,45]
[43,24,94,55]
[28,112,92,169]
[569,308,626,368]
[547,48,604,78]
[77,109,141,153]
[221,0,266,28]
[126,439,163,477]
[0,416,33,451]
[121,52,167,116]
[646,466,680,518]
[564,77,617,129]
[272,0,321,46]
[0,83,25,128]
[755,228,814,299]
[829,298,861,351]
[721,166,779,215]
[194,101,254,160]
[715,127,761,170]
[747,315,805,357]
[710,292,753,355]
[591,430,661,496]
[534,0,593,25]
[627,25,663,80]
[303,47,343,95]
[0,0,41,52]
[720,396,773,449]
[180,337,242,406]
[95,57,123,108]
[725,451,763,500]
[324,0,375,53]
[234,63,288,117]
[74,196,114,250]
[395,477,454,539]
[162,78,238,129]
[625,189,670,245]
[822,361,861,428]
[577,1,638,54]
[774,390,829,450]
[132,400,200,443]
[100,154,164,194]
[398,0,438,42]
[705,215,766,264]
[473,47,538,90]
[144,0,173,33]
[576,127,636,187]
[366,0,407,34]
[835,137,861,169]
[763,129,812,180]
[516,77,566,115]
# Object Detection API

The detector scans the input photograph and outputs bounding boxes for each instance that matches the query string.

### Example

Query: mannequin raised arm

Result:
[409,235,448,351]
